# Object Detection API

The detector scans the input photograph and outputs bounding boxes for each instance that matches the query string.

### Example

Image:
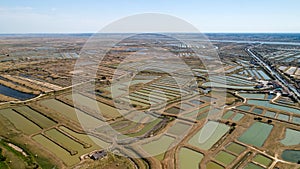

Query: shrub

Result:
[0,148,6,161]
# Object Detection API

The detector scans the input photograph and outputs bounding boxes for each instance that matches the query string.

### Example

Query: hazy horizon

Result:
[1,0,300,33]
[1,32,300,35]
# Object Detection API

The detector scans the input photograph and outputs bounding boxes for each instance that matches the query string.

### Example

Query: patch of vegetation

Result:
[0,138,53,169]
[0,139,38,168]
[0,148,9,169]
[79,153,135,169]
[35,156,56,169]
[0,148,6,161]
[0,162,9,169]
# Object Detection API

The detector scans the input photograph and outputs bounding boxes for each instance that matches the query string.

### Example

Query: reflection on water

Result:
[281,150,300,163]
[0,84,35,100]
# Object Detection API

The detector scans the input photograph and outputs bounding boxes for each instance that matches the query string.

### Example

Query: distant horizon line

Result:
[0,32,300,35]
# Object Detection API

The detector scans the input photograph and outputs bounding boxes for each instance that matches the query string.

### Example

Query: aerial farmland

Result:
[0,33,299,169]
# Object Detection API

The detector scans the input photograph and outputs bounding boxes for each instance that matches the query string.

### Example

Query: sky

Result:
[0,0,299,33]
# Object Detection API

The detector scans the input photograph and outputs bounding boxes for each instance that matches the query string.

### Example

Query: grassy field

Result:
[14,106,56,129]
[0,109,41,135]
[66,93,122,119]
[0,139,41,169]
[40,99,105,129]
[124,118,162,138]
[214,150,236,166]
[33,134,79,166]
[252,154,272,167]
[59,126,110,149]
[225,142,246,155]
[178,148,203,169]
